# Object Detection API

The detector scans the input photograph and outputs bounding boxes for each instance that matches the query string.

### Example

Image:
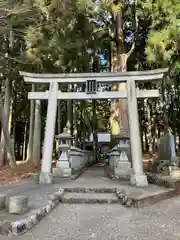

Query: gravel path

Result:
[2,195,180,240]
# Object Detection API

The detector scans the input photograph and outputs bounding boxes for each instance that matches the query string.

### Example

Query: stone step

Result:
[61,187,176,207]
[62,192,119,204]
[64,187,116,193]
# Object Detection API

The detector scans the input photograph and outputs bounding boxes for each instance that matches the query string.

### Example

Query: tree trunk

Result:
[110,2,128,134]
[32,100,41,167]
[23,121,27,161]
[12,99,16,156]
[4,98,13,165]
[8,99,13,134]
[110,0,136,136]
[0,105,16,168]
[0,77,12,167]
[147,100,152,152]
[66,84,73,134]
[26,84,35,162]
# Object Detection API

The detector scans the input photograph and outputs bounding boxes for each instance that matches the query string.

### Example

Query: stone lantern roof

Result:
[56,128,73,140]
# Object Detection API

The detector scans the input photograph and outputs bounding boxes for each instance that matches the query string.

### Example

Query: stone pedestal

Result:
[53,162,71,177]
[53,145,71,178]
[114,151,132,180]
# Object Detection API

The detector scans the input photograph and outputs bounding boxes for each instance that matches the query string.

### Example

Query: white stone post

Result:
[39,81,58,184]
[126,79,148,187]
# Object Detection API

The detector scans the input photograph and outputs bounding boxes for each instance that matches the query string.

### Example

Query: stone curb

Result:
[146,172,180,196]
[116,187,176,208]
[0,188,64,236]
[116,189,134,207]
[146,172,175,189]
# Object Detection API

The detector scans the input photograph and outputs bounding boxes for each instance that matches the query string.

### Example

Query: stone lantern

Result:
[53,127,73,178]
[113,127,132,179]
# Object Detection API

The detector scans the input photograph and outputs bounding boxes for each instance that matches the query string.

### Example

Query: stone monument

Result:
[149,127,180,176]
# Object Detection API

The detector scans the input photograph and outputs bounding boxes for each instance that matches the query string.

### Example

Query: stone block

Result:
[115,170,132,180]
[9,196,28,215]
[53,167,71,177]
[0,195,6,210]
[116,161,131,169]
[48,200,56,209]
[56,160,70,169]
[56,189,65,201]
[115,160,132,179]
[11,221,27,235]
[44,204,51,214]
[30,213,38,225]
[36,208,45,221]
[23,217,33,230]
[48,193,59,201]
[70,157,81,169]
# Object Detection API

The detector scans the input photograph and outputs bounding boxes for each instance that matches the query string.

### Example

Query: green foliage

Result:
[1,0,180,155]
[138,0,180,64]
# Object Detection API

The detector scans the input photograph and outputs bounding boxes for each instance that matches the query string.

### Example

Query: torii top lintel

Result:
[19,68,168,84]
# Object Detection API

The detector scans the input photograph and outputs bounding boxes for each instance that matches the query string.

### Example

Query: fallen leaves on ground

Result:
[0,163,40,185]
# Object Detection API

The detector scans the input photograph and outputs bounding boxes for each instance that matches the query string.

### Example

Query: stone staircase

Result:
[60,185,175,207]
[62,188,119,204]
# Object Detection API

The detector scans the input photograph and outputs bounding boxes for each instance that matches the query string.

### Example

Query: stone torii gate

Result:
[20,68,168,187]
